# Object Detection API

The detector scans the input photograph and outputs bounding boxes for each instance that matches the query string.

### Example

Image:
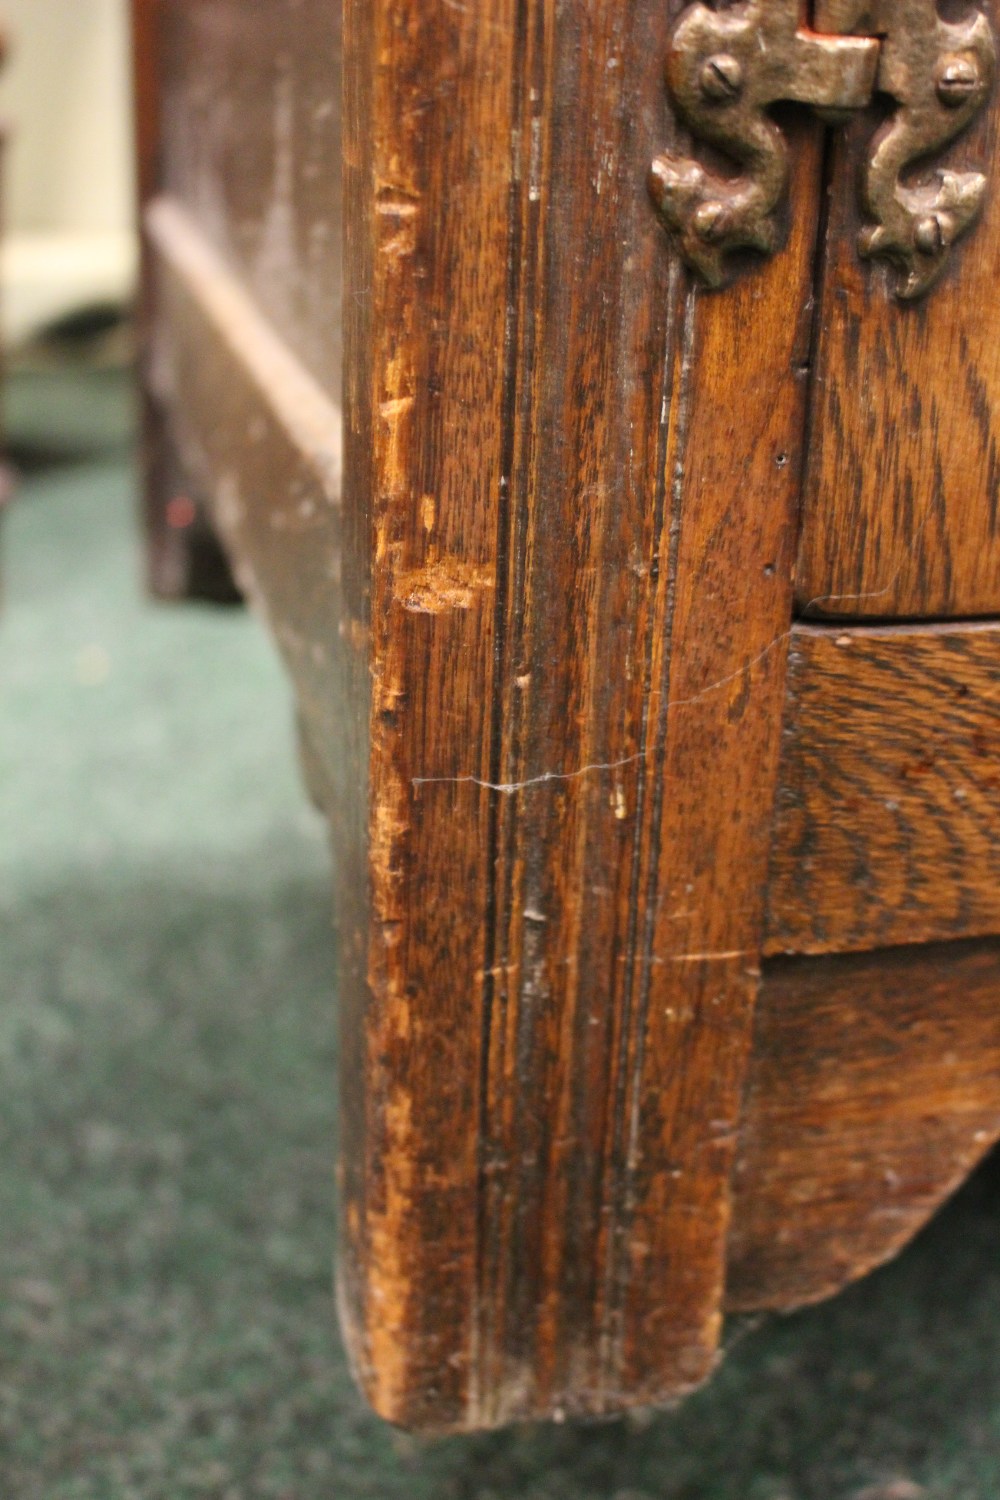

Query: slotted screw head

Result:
[936,56,980,107]
[699,53,744,103]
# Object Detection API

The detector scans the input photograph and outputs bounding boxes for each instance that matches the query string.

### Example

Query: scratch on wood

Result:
[411,537,959,793]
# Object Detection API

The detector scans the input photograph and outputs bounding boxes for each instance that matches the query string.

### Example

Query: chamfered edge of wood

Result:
[727,937,1000,1314]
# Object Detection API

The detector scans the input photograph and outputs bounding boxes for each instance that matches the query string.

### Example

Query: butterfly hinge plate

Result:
[650,0,996,299]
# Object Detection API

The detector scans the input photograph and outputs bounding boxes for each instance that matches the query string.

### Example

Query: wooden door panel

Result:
[730,939,1000,1313]
[796,0,1000,620]
[766,622,1000,955]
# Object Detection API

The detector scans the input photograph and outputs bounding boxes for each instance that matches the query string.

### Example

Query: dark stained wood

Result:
[137,0,1000,1440]
[766,622,1000,956]
[340,0,516,1431]
[590,123,822,1414]
[143,197,369,1421]
[337,0,376,1429]
[336,0,827,1430]
[728,939,1000,1312]
[132,0,184,600]
[795,0,1000,620]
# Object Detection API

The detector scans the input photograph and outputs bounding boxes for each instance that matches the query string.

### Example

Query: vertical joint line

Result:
[472,0,533,1420]
[797,123,836,618]
[599,260,690,1393]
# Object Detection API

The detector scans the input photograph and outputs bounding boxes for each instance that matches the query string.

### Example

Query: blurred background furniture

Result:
[131,0,238,603]
[0,0,134,348]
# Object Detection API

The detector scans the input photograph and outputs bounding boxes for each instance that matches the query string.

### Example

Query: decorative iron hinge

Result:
[649,0,996,299]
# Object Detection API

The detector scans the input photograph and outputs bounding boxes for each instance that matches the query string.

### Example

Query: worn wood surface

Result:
[729,940,1000,1312]
[336,0,831,1429]
[766,622,1000,955]
[796,0,1000,619]
[139,0,1000,1438]
[340,0,516,1430]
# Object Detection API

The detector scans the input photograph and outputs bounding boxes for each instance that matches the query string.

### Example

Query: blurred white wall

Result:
[0,0,137,343]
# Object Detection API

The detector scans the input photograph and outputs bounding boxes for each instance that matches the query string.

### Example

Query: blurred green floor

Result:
[2,364,1000,1499]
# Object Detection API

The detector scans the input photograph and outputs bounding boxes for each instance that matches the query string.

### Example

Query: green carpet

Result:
[2,364,999,1498]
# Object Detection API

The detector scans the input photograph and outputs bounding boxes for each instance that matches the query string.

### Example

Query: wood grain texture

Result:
[142,0,1000,1439]
[340,0,826,1430]
[341,0,522,1431]
[796,0,1000,619]
[728,940,1000,1312]
[766,622,1000,956]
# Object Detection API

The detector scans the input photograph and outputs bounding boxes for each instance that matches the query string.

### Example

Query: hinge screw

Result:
[935,55,980,107]
[699,54,744,103]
